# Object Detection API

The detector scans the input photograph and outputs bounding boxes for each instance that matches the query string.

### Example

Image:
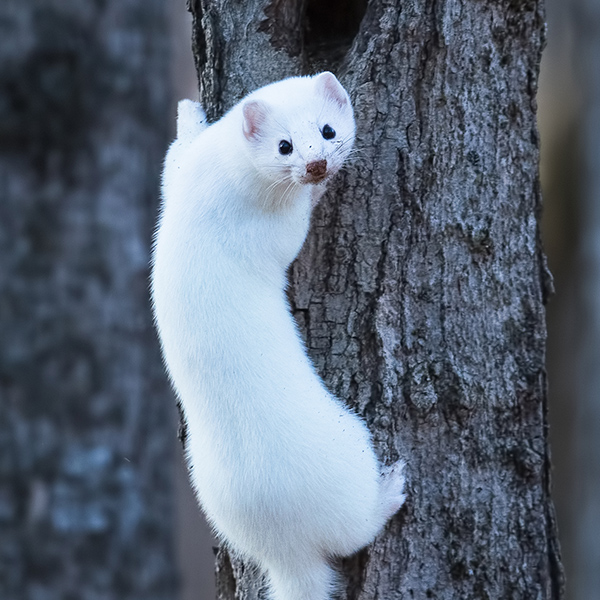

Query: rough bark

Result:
[187,0,564,598]
[0,1,177,598]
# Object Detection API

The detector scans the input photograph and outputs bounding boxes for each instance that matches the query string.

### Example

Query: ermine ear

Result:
[314,72,349,109]
[242,100,270,141]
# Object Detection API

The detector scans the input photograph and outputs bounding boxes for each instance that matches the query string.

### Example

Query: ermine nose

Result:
[306,159,327,178]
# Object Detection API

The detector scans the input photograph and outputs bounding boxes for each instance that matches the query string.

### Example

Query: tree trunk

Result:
[571,1,600,598]
[0,1,177,598]
[188,0,565,597]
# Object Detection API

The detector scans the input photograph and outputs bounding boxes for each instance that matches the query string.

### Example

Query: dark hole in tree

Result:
[304,0,368,70]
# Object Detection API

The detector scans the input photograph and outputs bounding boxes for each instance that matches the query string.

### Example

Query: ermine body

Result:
[151,73,405,600]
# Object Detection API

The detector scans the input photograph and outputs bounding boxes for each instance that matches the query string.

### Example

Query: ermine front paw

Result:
[380,460,406,519]
[177,99,207,140]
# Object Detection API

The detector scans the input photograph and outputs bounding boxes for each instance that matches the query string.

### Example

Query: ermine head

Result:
[241,72,355,189]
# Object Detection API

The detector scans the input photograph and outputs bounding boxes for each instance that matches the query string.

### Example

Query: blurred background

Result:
[0,0,598,599]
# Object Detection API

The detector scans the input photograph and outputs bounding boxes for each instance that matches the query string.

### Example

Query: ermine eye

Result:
[279,140,293,155]
[322,124,336,140]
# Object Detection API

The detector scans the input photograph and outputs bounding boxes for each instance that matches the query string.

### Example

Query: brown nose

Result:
[306,159,327,179]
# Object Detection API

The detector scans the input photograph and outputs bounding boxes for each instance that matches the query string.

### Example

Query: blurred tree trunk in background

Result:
[0,1,177,598]
[572,1,600,598]
[188,0,564,598]
[537,1,580,596]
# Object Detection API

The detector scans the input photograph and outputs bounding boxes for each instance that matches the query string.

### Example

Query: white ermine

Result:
[151,72,406,600]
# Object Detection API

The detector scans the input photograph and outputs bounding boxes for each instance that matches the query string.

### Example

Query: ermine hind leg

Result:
[380,460,406,520]
[267,559,337,600]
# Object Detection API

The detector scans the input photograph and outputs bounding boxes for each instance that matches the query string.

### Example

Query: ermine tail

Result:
[267,560,337,600]
[176,99,207,140]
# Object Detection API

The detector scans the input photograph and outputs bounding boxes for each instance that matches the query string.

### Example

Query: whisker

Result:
[280,179,297,208]
[334,136,356,152]
[265,175,293,203]
[345,148,369,162]
[265,175,289,195]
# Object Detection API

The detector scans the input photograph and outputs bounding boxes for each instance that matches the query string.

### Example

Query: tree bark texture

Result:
[0,1,177,598]
[188,0,564,598]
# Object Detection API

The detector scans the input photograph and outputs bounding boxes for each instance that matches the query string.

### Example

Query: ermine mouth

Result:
[304,173,328,184]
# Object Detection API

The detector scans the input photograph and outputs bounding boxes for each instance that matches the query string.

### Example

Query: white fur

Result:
[151,73,406,600]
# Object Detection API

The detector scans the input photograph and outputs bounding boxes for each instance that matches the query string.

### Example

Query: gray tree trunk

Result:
[0,1,177,598]
[187,0,565,598]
